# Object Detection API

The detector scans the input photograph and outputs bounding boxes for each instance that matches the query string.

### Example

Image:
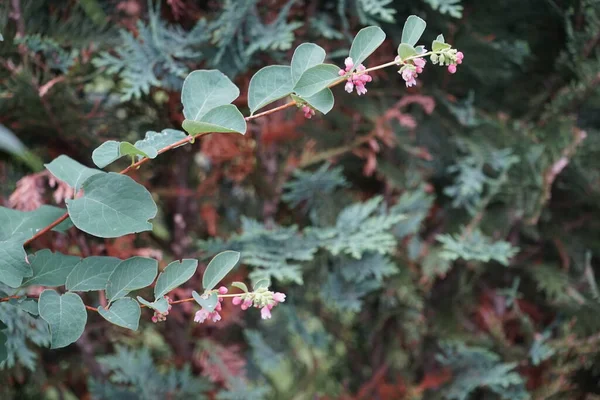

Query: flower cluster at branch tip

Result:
[302,105,315,119]
[232,289,286,320]
[431,49,464,74]
[151,296,172,323]
[194,286,228,324]
[395,51,427,88]
[339,57,372,95]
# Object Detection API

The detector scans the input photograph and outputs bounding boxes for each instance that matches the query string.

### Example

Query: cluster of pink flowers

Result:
[151,296,173,323]
[431,49,464,74]
[302,105,315,119]
[339,57,372,95]
[194,286,228,324]
[232,290,286,320]
[397,56,427,88]
[447,51,464,74]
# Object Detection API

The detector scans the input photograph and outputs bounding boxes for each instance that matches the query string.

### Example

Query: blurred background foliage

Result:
[1,0,600,399]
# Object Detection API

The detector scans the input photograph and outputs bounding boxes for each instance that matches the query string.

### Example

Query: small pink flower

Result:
[345,81,354,93]
[401,68,417,87]
[232,296,242,305]
[241,299,253,310]
[340,58,372,95]
[210,311,222,322]
[413,57,426,74]
[151,315,158,323]
[215,301,222,312]
[448,64,457,74]
[344,57,354,69]
[194,309,209,323]
[261,306,272,320]
[218,286,228,294]
[273,292,286,303]
[456,51,464,64]
[302,105,315,119]
[356,83,367,95]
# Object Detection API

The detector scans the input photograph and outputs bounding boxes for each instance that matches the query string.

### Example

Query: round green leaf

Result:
[202,250,240,290]
[106,256,158,302]
[349,26,386,67]
[0,240,31,288]
[91,141,121,168]
[66,173,157,238]
[38,290,87,349]
[248,65,294,114]
[21,249,81,287]
[401,15,426,46]
[293,64,341,98]
[192,291,218,312]
[182,105,246,136]
[303,88,334,114]
[45,155,103,191]
[137,296,169,313]
[134,129,187,159]
[98,298,141,331]
[182,70,240,120]
[66,256,121,292]
[154,259,198,299]
[291,43,326,86]
[397,43,418,61]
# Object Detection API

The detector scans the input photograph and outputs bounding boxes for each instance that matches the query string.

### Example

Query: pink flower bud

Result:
[261,306,272,320]
[210,311,222,322]
[194,309,209,323]
[448,64,457,74]
[345,81,354,93]
[344,57,354,69]
[241,299,253,310]
[232,296,242,305]
[215,302,222,312]
[338,69,346,76]
[356,83,367,96]
[273,292,286,303]
[456,51,464,61]
[151,315,158,323]
[218,286,228,294]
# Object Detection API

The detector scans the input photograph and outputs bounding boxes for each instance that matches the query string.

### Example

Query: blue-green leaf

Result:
[136,296,169,313]
[119,142,149,159]
[66,256,121,291]
[0,240,31,288]
[45,155,103,191]
[192,291,218,312]
[248,66,294,114]
[133,129,187,159]
[182,105,246,135]
[98,298,141,331]
[291,43,326,86]
[21,249,80,287]
[432,40,451,52]
[349,26,386,66]
[105,256,158,302]
[401,15,426,46]
[66,173,157,238]
[303,88,334,114]
[398,43,418,61]
[253,278,270,291]
[91,141,121,168]
[0,205,70,241]
[202,250,241,290]
[293,64,341,98]
[182,70,240,120]
[38,290,87,349]
[154,259,198,299]
[231,281,249,293]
